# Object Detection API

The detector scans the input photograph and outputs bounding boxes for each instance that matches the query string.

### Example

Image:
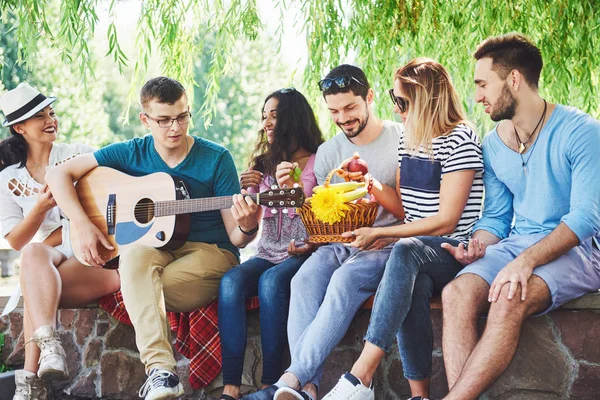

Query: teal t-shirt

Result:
[93,135,240,259]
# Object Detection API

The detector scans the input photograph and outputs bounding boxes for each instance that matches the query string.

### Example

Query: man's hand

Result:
[488,257,534,302]
[77,221,114,268]
[231,190,260,231]
[342,227,379,250]
[441,238,486,266]
[240,170,263,190]
[339,152,368,182]
[34,184,57,214]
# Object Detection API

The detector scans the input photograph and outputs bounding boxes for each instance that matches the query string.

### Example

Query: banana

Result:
[313,181,364,193]
[340,185,368,202]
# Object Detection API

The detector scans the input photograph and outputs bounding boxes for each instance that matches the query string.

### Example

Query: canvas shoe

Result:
[322,372,374,400]
[31,325,68,381]
[274,386,314,400]
[13,370,48,400]
[138,368,184,400]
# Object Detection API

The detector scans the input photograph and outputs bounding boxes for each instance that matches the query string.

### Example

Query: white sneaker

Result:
[138,369,184,400]
[13,370,48,400]
[274,386,314,400]
[322,372,373,400]
[32,325,68,381]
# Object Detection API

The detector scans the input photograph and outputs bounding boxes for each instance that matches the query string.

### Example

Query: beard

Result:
[339,110,369,139]
[490,83,518,121]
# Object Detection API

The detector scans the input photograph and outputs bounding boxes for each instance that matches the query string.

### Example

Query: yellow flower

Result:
[310,186,349,225]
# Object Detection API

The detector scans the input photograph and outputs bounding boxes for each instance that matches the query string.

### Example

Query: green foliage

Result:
[0,333,10,372]
[1,0,599,139]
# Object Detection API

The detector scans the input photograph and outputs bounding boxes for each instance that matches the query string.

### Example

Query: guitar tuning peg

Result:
[282,208,289,214]
[293,183,300,188]
[271,208,278,214]
[271,184,278,190]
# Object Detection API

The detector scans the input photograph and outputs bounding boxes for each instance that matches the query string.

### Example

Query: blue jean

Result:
[365,236,464,380]
[286,243,393,387]
[218,255,309,385]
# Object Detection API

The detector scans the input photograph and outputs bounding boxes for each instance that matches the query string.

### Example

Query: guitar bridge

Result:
[106,194,116,235]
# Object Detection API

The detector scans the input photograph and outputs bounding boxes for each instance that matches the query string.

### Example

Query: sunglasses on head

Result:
[278,87,296,94]
[318,75,367,92]
[388,89,409,113]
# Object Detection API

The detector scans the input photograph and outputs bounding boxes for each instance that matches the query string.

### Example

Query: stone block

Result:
[84,338,103,367]
[431,310,443,350]
[75,309,97,345]
[484,317,572,398]
[430,355,449,399]
[321,347,362,395]
[0,315,8,332]
[385,358,410,399]
[96,320,109,337]
[59,309,76,329]
[570,363,600,399]
[100,351,146,398]
[6,334,23,366]
[105,322,138,351]
[337,310,369,347]
[58,330,82,380]
[552,310,600,363]
[8,312,22,341]
[69,369,98,398]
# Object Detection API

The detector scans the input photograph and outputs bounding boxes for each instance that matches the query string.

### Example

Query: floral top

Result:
[248,154,317,264]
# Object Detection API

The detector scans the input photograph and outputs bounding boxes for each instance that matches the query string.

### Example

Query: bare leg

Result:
[222,384,242,399]
[302,382,317,400]
[56,257,120,308]
[441,274,489,389]
[444,276,550,400]
[22,304,40,373]
[280,372,301,390]
[349,342,384,386]
[19,244,64,330]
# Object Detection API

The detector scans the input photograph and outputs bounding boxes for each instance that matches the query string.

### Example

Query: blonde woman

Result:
[0,83,120,399]
[318,59,484,400]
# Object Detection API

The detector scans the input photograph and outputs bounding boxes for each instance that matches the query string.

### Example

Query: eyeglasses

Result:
[278,87,296,94]
[388,89,409,113]
[318,75,367,92]
[144,112,191,128]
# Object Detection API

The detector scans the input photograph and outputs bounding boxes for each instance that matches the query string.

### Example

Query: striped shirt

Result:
[398,123,484,241]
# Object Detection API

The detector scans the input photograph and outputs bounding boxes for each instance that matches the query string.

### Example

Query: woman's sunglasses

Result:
[388,89,409,113]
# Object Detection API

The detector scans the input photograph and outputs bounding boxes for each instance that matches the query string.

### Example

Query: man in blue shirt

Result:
[47,77,261,400]
[440,34,600,400]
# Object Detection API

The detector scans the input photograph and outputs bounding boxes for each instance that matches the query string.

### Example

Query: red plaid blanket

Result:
[99,291,260,389]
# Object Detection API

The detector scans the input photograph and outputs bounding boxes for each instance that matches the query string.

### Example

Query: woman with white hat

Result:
[0,82,120,399]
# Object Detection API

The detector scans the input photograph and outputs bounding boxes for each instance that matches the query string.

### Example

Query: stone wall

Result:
[1,294,599,399]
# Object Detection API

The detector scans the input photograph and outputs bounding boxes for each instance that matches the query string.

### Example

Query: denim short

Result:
[457,233,600,315]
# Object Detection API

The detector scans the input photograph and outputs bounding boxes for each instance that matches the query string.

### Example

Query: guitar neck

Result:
[155,194,259,216]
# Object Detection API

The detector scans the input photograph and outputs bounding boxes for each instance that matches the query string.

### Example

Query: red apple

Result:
[348,158,369,175]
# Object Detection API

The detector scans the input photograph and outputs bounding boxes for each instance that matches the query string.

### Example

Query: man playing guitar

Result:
[47,77,261,400]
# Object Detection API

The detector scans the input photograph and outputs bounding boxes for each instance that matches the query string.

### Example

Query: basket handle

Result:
[324,168,349,187]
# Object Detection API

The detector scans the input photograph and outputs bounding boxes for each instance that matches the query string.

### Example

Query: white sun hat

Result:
[0,82,57,127]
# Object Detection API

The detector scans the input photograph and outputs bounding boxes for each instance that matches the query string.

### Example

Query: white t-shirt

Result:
[0,142,94,244]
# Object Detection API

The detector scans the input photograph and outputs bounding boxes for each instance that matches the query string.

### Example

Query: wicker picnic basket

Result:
[298,168,378,243]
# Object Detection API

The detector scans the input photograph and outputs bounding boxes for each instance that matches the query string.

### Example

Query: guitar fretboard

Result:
[155,194,258,216]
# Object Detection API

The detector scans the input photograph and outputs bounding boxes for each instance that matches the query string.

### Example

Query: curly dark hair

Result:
[0,127,28,171]
[249,88,324,175]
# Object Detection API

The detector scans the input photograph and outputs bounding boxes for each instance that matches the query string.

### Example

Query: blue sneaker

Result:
[138,369,184,400]
[243,384,279,400]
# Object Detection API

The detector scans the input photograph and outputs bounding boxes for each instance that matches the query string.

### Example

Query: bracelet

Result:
[366,175,374,193]
[238,224,259,236]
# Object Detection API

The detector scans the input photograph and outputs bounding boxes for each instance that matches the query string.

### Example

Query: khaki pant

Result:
[118,242,238,373]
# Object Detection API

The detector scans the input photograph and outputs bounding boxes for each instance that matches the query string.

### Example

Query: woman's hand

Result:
[240,170,263,190]
[441,238,487,266]
[287,238,318,256]
[34,184,57,214]
[275,161,296,188]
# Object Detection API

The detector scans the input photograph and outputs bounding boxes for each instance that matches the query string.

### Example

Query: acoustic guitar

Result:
[71,167,305,268]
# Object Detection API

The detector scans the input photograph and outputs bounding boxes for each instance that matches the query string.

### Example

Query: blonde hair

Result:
[395,58,470,154]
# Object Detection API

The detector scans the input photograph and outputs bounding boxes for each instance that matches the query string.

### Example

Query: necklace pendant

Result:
[523,165,528,176]
[518,143,525,154]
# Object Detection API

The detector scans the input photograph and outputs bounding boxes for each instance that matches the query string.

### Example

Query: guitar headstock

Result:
[256,187,305,208]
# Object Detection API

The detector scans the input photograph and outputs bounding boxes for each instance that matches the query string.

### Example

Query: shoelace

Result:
[138,370,174,397]
[34,336,64,363]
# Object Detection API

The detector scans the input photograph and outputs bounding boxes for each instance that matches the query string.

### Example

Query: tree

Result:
[1,0,598,135]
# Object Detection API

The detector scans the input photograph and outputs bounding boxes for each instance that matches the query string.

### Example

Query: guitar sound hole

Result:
[134,198,155,224]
